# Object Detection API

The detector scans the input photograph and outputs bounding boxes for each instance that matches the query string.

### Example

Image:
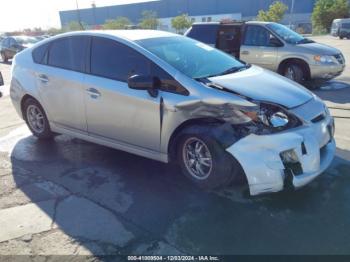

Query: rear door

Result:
[36,36,89,133]
[240,25,279,71]
[216,25,242,58]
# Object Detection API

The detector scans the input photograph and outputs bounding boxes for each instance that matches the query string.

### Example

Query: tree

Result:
[64,21,85,31]
[312,0,350,33]
[171,14,192,33]
[102,17,132,29]
[257,1,288,22]
[139,10,159,29]
[47,27,64,36]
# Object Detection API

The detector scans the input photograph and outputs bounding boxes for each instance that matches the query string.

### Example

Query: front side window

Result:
[138,36,245,79]
[91,37,188,95]
[243,25,274,46]
[91,37,150,82]
[48,36,88,72]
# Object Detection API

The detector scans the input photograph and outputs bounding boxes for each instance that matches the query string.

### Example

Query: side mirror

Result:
[269,37,283,47]
[128,74,160,98]
[0,72,4,86]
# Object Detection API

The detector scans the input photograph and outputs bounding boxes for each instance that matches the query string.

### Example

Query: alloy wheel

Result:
[182,137,213,180]
[26,104,45,133]
[285,66,295,81]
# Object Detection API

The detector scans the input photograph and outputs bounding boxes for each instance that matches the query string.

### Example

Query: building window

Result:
[207,17,212,22]
[202,17,206,22]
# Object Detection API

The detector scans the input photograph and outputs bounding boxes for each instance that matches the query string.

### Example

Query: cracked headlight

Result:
[242,103,302,134]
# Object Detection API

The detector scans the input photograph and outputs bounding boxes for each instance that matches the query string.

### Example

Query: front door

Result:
[240,25,279,71]
[84,37,161,151]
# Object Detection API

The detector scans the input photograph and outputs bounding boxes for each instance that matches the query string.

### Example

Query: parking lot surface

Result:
[0,35,350,257]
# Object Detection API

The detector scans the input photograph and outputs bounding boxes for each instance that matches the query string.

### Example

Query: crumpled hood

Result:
[297,42,340,55]
[209,66,313,109]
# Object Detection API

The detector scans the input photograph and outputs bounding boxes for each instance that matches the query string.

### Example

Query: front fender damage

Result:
[167,93,335,196]
[174,99,258,125]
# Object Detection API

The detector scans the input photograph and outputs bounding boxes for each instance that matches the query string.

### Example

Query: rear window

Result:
[32,43,49,64]
[186,25,219,45]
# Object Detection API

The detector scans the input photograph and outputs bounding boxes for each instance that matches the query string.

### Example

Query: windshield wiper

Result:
[200,64,251,79]
[296,38,314,44]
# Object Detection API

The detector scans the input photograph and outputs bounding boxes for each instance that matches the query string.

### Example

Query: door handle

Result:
[38,74,49,83]
[86,87,101,98]
[241,50,250,55]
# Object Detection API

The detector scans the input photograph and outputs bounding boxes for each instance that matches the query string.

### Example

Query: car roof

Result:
[52,30,177,42]
[192,21,272,26]
[333,18,350,22]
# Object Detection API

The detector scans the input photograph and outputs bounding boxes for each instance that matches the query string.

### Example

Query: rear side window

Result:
[48,36,88,72]
[343,23,350,29]
[186,25,219,45]
[90,37,150,82]
[32,43,49,64]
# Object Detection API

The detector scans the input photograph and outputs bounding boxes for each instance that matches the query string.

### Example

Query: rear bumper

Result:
[226,115,335,196]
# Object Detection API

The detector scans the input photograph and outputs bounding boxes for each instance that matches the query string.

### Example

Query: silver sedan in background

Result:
[10,30,335,195]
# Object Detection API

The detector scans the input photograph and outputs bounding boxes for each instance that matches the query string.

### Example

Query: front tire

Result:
[23,98,54,139]
[283,63,304,84]
[177,131,240,190]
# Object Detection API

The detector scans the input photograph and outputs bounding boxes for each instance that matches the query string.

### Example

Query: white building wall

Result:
[159,13,242,32]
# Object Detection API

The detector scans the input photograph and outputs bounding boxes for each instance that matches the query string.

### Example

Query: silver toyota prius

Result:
[10,30,336,195]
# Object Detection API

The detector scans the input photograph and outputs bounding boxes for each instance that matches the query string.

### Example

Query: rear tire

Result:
[1,52,7,63]
[176,130,241,190]
[283,63,304,84]
[23,98,54,139]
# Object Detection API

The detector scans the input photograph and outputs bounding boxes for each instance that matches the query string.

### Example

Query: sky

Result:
[0,0,155,32]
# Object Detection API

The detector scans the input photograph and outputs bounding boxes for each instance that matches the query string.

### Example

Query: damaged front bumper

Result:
[226,114,335,196]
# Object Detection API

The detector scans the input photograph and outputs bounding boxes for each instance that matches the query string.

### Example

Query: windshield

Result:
[137,36,246,79]
[14,36,38,45]
[266,23,313,45]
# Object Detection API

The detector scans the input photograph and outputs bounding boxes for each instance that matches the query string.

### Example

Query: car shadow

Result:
[7,132,350,255]
[309,80,350,105]
[0,60,12,65]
